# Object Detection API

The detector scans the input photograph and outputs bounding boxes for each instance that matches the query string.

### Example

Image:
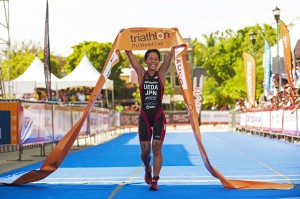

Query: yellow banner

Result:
[116,27,186,50]
[2,28,293,190]
[243,52,256,108]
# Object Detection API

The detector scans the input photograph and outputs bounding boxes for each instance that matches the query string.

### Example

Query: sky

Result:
[0,0,299,56]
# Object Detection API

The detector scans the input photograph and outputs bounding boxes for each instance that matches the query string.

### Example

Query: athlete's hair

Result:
[144,49,160,60]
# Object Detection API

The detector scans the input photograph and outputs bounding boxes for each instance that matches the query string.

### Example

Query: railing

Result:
[0,100,119,160]
[4,99,298,160]
[234,106,300,142]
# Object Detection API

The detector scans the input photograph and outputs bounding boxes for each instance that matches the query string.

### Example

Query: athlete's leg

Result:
[150,140,162,190]
[140,140,152,184]
[151,111,166,178]
[151,139,163,177]
[140,141,151,169]
[138,112,153,184]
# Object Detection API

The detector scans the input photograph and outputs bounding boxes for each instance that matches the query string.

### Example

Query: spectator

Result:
[211,103,218,111]
[116,103,124,112]
[131,101,140,112]
[77,90,86,102]
[50,92,58,101]
[220,105,228,111]
[70,93,77,103]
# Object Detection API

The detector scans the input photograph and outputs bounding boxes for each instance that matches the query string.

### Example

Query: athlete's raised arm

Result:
[125,50,145,83]
[158,47,175,75]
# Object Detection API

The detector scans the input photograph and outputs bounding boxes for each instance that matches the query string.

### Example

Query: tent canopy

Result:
[56,54,113,90]
[12,55,113,98]
[12,56,59,95]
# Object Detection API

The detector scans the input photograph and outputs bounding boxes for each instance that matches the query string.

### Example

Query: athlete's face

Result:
[145,52,160,71]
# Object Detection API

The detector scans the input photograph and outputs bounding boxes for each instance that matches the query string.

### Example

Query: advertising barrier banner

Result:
[53,105,72,141]
[0,102,21,144]
[21,103,53,144]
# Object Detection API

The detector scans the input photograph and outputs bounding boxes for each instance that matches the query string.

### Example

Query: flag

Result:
[243,52,256,107]
[279,19,294,89]
[263,40,271,97]
[44,0,51,100]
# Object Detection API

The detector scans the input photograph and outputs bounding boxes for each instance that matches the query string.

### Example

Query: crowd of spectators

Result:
[56,87,94,103]
[22,87,100,104]
[235,79,300,112]
[234,59,300,112]
[115,101,140,112]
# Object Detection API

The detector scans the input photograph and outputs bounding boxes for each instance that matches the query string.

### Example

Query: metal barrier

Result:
[232,106,300,143]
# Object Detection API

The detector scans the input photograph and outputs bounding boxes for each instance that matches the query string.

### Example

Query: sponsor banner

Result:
[237,108,300,136]
[235,111,241,127]
[0,102,21,144]
[261,110,271,131]
[120,111,229,125]
[240,112,247,127]
[253,110,262,129]
[21,103,53,144]
[168,112,190,123]
[279,20,294,89]
[246,111,255,128]
[200,111,230,123]
[270,109,283,132]
[117,28,183,50]
[71,107,88,136]
[243,52,256,107]
[193,67,205,123]
[120,112,140,125]
[90,108,109,134]
[53,105,72,142]
[263,40,271,97]
[283,107,297,136]
[109,111,118,128]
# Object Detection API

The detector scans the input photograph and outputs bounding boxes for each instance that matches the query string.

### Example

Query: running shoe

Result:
[144,166,152,184]
[149,176,159,191]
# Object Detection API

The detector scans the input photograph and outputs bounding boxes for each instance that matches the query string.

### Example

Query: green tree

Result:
[1,40,60,81]
[64,41,127,97]
[193,24,277,109]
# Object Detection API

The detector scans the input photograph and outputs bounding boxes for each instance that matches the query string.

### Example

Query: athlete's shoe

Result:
[144,166,152,184]
[149,176,159,191]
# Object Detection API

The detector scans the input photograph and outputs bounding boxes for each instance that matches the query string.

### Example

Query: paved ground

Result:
[0,143,89,174]
[0,125,299,199]
[0,124,232,175]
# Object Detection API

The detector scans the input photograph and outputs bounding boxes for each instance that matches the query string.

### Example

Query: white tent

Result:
[12,56,59,97]
[56,54,113,90]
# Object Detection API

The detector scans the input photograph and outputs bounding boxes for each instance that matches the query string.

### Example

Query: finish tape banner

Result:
[1,27,293,189]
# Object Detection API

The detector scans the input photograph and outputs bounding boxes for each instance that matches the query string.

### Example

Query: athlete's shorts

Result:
[138,108,166,142]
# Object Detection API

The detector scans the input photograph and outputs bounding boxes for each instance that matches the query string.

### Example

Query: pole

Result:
[0,0,10,98]
[8,32,10,98]
[276,19,281,92]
